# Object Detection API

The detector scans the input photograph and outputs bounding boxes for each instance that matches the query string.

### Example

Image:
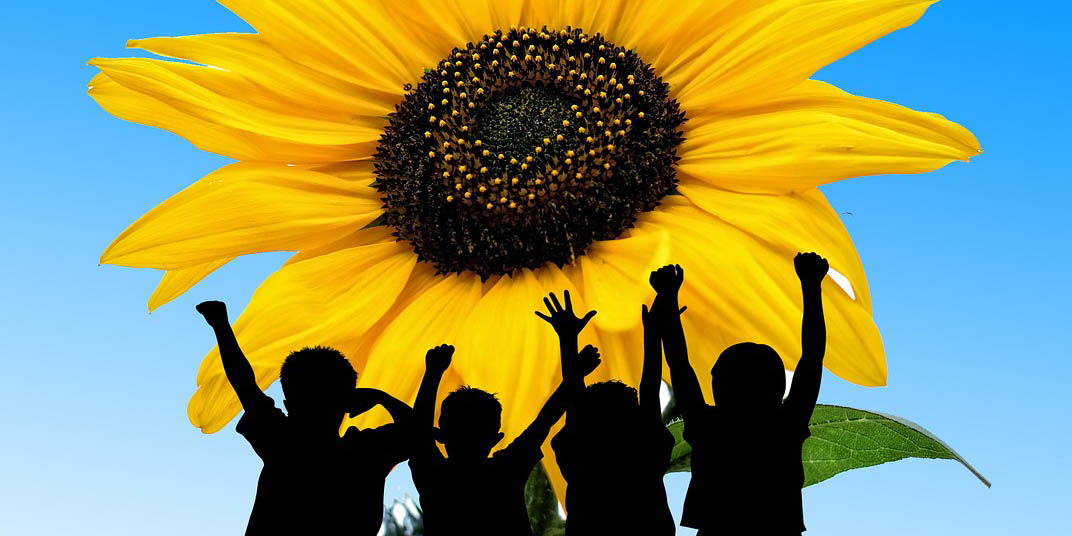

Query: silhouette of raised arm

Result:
[414,344,454,450]
[650,265,701,419]
[196,300,273,411]
[785,252,829,426]
[640,302,664,423]
[529,291,601,446]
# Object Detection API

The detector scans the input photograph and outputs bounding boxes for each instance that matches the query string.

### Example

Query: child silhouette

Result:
[550,288,676,535]
[410,295,600,536]
[196,300,412,536]
[654,253,830,535]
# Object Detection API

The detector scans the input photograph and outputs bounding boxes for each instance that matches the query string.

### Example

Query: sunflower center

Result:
[375,26,685,278]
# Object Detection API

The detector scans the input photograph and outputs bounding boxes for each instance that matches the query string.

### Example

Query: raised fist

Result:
[196,300,228,326]
[649,264,684,295]
[426,344,455,374]
[794,252,829,285]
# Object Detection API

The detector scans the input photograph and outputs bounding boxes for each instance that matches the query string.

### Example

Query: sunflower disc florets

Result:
[375,26,685,278]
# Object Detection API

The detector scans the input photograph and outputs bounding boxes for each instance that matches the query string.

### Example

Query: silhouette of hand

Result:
[649,264,684,295]
[566,344,602,379]
[426,344,454,374]
[794,252,829,286]
[534,290,597,337]
[195,300,228,326]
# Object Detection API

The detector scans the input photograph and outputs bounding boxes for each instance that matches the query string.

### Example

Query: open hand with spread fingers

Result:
[534,290,597,338]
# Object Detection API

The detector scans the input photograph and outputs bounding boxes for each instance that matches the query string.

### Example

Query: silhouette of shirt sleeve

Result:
[236,406,287,461]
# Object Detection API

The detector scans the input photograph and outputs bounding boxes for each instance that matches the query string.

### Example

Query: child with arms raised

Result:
[196,300,412,536]
[548,286,676,535]
[654,253,829,535]
[410,292,600,536]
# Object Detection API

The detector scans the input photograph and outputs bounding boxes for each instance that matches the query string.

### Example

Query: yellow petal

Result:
[127,33,394,118]
[639,197,886,389]
[219,0,438,95]
[579,227,670,332]
[678,181,873,312]
[89,57,383,147]
[678,80,981,193]
[88,73,361,163]
[355,272,483,429]
[101,162,382,270]
[454,265,598,437]
[669,0,936,111]
[188,241,417,433]
[148,257,234,313]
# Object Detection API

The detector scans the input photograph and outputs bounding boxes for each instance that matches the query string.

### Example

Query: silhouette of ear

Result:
[434,427,445,444]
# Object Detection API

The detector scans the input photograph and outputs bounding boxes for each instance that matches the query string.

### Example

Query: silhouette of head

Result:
[437,386,504,461]
[711,343,785,410]
[577,380,640,429]
[279,346,357,425]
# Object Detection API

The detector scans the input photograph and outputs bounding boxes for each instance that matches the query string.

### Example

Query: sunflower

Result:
[89,0,979,498]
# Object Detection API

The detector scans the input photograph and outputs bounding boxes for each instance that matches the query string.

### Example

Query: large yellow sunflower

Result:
[89,0,978,498]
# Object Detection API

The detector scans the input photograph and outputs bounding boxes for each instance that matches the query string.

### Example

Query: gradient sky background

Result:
[2,1,1069,534]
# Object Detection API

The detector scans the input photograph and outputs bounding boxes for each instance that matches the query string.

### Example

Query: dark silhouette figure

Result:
[550,289,676,535]
[196,300,412,536]
[410,298,600,536]
[655,253,830,536]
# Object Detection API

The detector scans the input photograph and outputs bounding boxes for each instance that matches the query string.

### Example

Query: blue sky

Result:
[1,1,1069,534]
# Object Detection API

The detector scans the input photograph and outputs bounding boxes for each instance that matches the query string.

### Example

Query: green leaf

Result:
[525,463,566,536]
[664,404,990,488]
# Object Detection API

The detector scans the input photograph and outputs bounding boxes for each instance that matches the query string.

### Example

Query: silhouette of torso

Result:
[237,407,405,535]
[552,419,676,535]
[682,405,810,535]
[410,440,542,536]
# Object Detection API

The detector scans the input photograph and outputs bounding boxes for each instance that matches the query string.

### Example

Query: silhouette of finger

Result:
[580,310,597,327]
[563,289,573,311]
[535,311,551,322]
[679,306,687,315]
[549,292,563,312]
[543,297,553,314]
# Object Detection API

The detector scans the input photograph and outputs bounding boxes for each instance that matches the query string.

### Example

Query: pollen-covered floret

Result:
[375,26,685,278]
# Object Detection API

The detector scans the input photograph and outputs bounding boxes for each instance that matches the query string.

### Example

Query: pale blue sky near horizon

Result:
[2,1,1069,534]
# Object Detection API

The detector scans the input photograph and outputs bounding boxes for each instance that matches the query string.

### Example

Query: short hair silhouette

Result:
[711,342,786,407]
[577,380,640,424]
[280,345,357,394]
[439,386,501,431]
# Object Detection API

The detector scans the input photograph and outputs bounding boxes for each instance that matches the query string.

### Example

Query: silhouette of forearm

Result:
[210,323,271,411]
[376,391,414,424]
[640,314,663,422]
[411,370,441,433]
[557,335,584,428]
[786,279,826,423]
[515,382,570,451]
[658,295,704,418]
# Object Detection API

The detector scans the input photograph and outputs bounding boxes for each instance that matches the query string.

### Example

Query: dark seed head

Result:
[374,26,686,278]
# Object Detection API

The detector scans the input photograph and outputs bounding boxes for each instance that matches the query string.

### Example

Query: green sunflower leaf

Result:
[664,404,990,488]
